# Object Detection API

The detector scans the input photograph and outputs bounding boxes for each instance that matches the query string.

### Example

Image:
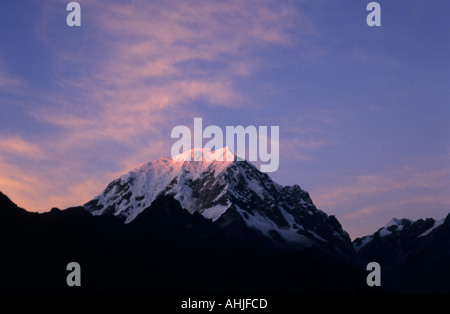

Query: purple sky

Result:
[0,0,448,238]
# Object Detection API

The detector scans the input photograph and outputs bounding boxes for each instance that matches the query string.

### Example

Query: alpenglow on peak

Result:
[84,147,352,252]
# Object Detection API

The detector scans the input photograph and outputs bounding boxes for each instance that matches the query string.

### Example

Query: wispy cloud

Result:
[0,59,24,90]
[35,0,304,147]
[0,75,22,89]
[351,46,399,67]
[280,138,330,161]
[0,0,312,211]
[313,164,450,238]
[279,115,332,162]
[317,168,450,207]
[0,135,45,160]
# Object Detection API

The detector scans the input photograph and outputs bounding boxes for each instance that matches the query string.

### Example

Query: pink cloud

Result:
[32,1,306,152]
[317,168,450,208]
[0,135,46,160]
[0,75,22,89]
[313,165,450,233]
[0,60,24,90]
[343,206,375,219]
[0,1,315,213]
[279,135,330,162]
[352,47,399,67]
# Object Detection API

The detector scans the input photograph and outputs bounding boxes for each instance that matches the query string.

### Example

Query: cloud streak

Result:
[313,164,450,238]
[0,59,24,91]
[36,0,304,146]
[316,168,450,207]
[0,0,310,211]
[0,135,46,160]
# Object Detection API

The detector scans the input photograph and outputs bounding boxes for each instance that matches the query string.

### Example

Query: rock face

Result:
[84,147,353,254]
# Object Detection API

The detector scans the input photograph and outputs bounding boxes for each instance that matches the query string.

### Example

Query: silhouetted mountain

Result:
[0,191,29,222]
[0,191,372,294]
[353,214,450,293]
[1,148,448,294]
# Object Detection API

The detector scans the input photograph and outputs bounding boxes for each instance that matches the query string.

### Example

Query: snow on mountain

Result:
[84,147,352,251]
[417,218,445,237]
[379,218,412,237]
[85,147,235,222]
[353,218,413,252]
[352,213,450,293]
[353,216,445,252]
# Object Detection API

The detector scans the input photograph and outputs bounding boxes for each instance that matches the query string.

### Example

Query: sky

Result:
[0,0,448,239]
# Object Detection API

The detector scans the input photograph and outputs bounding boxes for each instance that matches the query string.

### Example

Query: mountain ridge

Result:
[1,149,449,293]
[0,190,372,293]
[84,147,353,254]
[352,213,450,293]
[1,189,448,292]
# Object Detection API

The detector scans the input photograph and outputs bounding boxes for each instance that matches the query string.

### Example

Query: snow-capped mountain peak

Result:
[378,218,412,237]
[84,147,234,222]
[172,146,236,163]
[353,216,447,252]
[84,147,352,252]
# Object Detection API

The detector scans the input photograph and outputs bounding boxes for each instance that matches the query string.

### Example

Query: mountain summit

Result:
[84,147,353,253]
